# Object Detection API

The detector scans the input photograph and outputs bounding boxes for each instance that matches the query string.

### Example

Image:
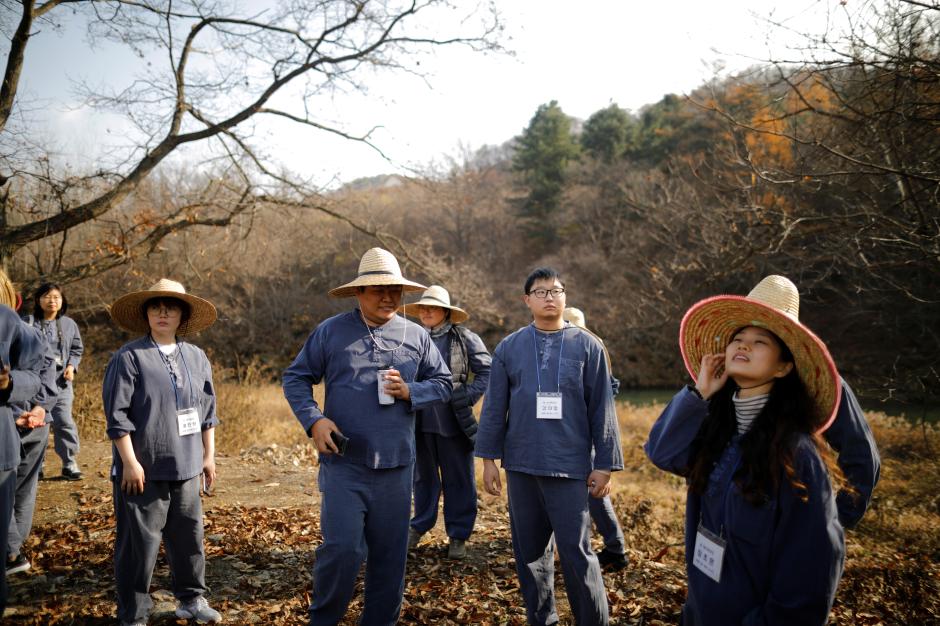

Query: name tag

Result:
[177,408,200,436]
[536,392,563,420]
[692,522,726,583]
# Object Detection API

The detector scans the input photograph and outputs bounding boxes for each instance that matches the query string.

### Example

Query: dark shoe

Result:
[446,538,467,560]
[407,527,423,550]
[596,548,628,571]
[61,468,83,481]
[6,553,31,575]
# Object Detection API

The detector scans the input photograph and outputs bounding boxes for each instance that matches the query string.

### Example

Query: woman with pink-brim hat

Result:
[644,275,846,626]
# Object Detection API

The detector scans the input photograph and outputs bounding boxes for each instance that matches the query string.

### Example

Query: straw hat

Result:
[400,285,469,324]
[679,275,840,431]
[109,278,217,336]
[328,248,426,298]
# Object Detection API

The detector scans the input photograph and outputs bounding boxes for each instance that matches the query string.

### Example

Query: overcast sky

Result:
[12,0,836,185]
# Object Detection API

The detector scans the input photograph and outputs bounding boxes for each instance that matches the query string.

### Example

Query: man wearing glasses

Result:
[475,267,622,626]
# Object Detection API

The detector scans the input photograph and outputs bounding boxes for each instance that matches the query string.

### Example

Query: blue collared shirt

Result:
[475,323,623,479]
[1,306,45,471]
[282,309,453,469]
[645,387,844,626]
[103,337,219,481]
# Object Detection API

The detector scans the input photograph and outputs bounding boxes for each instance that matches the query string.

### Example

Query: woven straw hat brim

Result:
[109,290,218,336]
[328,277,426,299]
[679,295,840,432]
[400,298,469,324]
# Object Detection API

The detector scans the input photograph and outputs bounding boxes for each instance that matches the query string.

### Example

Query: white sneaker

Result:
[175,595,222,623]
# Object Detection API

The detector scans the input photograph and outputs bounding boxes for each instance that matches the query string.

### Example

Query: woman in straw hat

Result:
[103,279,222,626]
[400,285,491,559]
[644,275,846,626]
[0,269,45,613]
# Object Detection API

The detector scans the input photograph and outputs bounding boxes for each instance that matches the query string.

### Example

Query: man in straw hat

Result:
[645,275,850,625]
[399,285,491,559]
[563,307,629,573]
[0,271,45,614]
[104,278,222,625]
[283,248,452,625]
[476,267,622,626]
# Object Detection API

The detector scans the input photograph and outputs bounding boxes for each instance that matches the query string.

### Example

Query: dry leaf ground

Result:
[3,382,938,625]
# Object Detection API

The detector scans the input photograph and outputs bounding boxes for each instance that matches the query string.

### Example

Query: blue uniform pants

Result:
[113,476,207,623]
[8,424,49,557]
[51,385,80,472]
[506,471,609,626]
[588,495,625,554]
[411,431,477,540]
[1,468,15,613]
[311,460,413,626]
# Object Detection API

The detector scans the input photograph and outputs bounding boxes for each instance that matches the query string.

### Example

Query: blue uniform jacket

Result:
[645,387,844,626]
[103,337,219,481]
[419,326,491,436]
[824,379,880,528]
[282,309,453,469]
[9,340,59,425]
[25,314,83,388]
[1,306,45,471]
[475,323,623,479]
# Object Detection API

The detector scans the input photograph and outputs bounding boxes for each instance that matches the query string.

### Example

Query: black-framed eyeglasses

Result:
[528,288,565,299]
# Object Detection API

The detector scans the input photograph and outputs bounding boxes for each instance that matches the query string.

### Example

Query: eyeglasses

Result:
[528,288,566,299]
[40,294,62,301]
[147,304,182,315]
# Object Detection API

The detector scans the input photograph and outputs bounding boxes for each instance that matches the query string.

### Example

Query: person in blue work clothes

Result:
[6,292,58,578]
[400,285,491,559]
[24,283,84,480]
[283,248,452,626]
[104,279,222,626]
[563,307,628,572]
[0,270,45,615]
[645,275,846,626]
[476,267,622,626]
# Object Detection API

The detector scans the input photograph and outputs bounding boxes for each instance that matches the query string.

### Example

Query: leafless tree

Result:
[0,0,502,289]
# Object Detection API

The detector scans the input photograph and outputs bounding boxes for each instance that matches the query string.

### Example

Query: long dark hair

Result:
[687,331,841,504]
[32,283,68,319]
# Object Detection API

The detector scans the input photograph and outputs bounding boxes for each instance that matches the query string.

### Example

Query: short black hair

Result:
[142,296,191,324]
[32,283,68,319]
[524,267,564,295]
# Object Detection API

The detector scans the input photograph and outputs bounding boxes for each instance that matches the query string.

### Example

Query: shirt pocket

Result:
[388,348,420,382]
[727,494,776,545]
[559,357,584,389]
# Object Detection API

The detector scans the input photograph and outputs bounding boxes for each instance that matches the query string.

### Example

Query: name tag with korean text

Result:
[693,522,726,583]
[536,392,563,420]
[177,408,200,436]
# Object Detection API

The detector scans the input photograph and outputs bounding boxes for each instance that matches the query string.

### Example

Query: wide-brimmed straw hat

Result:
[328,248,426,298]
[109,278,217,336]
[400,285,469,324]
[679,275,840,431]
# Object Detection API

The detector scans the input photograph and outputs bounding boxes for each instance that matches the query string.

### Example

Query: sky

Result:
[10,0,837,186]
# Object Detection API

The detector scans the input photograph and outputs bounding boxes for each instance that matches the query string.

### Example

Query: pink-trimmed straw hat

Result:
[679,275,841,432]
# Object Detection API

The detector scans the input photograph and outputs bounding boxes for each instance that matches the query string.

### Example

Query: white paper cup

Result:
[377,369,394,405]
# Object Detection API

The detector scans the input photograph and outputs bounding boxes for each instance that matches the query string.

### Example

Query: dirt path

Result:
[32,438,321,523]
